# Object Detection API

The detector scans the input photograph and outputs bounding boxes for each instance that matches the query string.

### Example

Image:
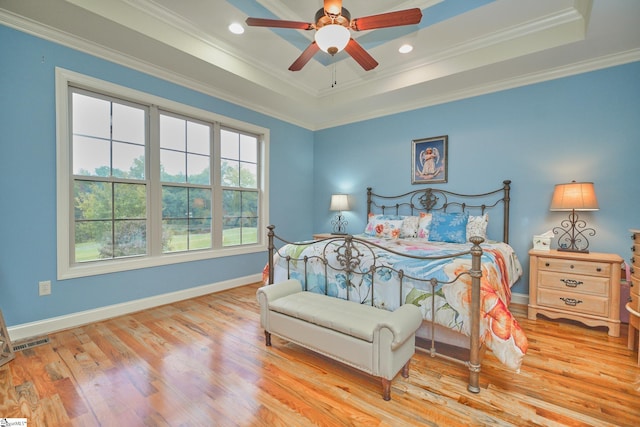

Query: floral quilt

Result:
[267,235,528,371]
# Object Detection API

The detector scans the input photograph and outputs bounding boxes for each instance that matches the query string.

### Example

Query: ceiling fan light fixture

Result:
[315,24,350,55]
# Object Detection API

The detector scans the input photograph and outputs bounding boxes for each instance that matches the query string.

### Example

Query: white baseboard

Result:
[511,292,529,306]
[8,274,262,342]
[8,278,530,342]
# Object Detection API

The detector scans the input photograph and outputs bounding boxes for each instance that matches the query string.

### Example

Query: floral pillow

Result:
[364,214,403,239]
[416,212,432,239]
[400,216,420,238]
[428,211,469,244]
[466,214,489,240]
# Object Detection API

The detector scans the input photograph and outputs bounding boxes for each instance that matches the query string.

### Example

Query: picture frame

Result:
[412,135,448,184]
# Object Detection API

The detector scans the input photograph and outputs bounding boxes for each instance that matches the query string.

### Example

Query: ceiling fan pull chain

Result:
[331,64,337,88]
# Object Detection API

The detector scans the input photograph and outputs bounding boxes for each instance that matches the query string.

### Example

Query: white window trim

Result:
[55,67,269,280]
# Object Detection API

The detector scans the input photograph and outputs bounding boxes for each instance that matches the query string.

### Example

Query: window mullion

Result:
[212,121,223,249]
[148,105,162,256]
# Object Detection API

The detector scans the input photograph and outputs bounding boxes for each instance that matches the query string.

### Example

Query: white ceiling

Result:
[1,0,639,130]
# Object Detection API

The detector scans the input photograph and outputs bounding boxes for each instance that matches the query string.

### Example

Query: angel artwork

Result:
[412,136,448,184]
[420,147,440,177]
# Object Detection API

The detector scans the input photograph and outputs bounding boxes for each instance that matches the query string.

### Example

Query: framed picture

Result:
[412,135,448,184]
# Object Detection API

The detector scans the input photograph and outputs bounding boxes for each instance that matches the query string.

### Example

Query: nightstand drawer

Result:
[630,276,640,312]
[538,271,609,296]
[537,257,610,277]
[631,244,639,271]
[537,288,609,317]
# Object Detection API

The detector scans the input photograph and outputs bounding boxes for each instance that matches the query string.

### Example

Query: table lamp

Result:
[550,181,599,253]
[330,194,350,234]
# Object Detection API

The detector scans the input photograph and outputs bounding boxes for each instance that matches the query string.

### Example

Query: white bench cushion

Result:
[268,291,389,343]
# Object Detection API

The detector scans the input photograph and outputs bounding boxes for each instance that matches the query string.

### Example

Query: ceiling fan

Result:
[245,0,422,71]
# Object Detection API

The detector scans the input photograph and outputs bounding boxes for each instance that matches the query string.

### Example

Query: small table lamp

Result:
[330,194,350,234]
[550,181,599,253]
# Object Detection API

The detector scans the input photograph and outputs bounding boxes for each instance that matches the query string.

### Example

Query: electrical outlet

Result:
[39,280,51,296]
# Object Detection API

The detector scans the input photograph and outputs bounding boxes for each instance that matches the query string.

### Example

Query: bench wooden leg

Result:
[381,378,391,401]
[264,331,271,346]
[402,360,410,378]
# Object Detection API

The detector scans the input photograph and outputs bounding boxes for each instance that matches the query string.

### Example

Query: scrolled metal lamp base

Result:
[553,209,595,253]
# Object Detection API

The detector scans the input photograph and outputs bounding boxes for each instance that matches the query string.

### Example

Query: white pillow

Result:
[466,214,489,240]
[400,216,420,238]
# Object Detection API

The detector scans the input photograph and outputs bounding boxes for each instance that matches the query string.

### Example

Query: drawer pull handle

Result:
[596,267,602,272]
[560,297,583,307]
[560,279,583,287]
[545,262,550,267]
[570,265,575,269]
[633,246,636,253]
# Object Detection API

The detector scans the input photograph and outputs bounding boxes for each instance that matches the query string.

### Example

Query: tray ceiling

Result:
[1,0,639,130]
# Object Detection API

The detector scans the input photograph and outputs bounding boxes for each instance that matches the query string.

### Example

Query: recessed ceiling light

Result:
[228,23,244,35]
[399,44,413,54]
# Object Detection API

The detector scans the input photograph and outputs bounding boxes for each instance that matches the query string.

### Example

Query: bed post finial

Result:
[367,187,373,219]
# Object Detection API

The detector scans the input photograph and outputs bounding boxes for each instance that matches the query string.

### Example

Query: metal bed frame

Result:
[266,180,512,393]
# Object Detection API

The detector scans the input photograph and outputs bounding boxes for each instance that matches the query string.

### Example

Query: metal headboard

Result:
[367,180,511,243]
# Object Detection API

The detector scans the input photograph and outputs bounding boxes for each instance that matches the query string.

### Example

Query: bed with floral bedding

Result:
[264,181,528,392]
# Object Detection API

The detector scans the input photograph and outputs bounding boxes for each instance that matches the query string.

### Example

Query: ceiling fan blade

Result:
[344,39,378,71]
[351,8,422,31]
[324,0,343,16]
[288,42,321,71]
[245,17,313,30]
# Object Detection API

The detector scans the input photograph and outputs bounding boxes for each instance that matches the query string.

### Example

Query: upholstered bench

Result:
[256,279,423,400]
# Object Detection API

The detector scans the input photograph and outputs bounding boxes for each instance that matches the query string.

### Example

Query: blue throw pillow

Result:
[428,212,469,243]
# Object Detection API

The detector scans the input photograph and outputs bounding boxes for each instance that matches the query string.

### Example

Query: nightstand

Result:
[313,233,337,239]
[528,249,623,337]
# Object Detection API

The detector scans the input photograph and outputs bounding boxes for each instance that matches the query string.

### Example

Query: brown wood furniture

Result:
[0,309,15,367]
[312,233,334,239]
[626,228,640,364]
[528,249,623,337]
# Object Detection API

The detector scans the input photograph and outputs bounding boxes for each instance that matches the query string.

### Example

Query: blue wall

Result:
[0,25,315,327]
[1,23,638,328]
[314,62,640,294]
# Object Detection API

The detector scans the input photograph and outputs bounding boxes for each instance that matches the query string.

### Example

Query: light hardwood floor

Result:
[1,282,639,426]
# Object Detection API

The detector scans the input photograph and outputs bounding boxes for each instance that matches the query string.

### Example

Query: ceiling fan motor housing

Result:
[314,7,351,29]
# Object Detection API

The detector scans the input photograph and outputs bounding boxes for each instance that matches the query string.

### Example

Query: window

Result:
[221,128,259,246]
[56,68,269,279]
[159,113,213,253]
[72,90,149,262]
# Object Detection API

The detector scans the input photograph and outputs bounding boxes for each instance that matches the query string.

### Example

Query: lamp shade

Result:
[315,24,350,55]
[550,181,599,211]
[330,194,350,211]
